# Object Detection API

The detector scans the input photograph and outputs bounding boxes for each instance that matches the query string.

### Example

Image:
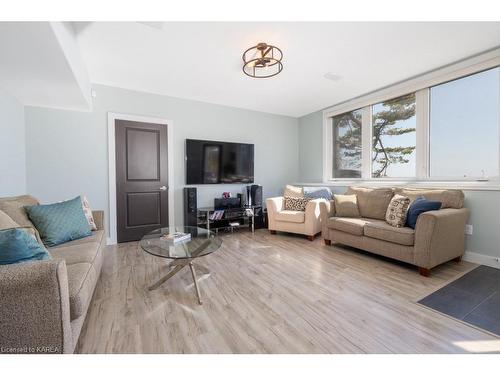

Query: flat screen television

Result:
[186,139,254,184]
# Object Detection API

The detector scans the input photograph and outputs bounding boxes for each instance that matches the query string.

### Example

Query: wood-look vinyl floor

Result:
[76,230,499,353]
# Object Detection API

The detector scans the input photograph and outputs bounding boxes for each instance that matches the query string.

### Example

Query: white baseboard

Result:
[464,251,500,269]
[106,237,116,246]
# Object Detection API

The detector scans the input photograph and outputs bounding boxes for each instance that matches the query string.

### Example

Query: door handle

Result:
[159,186,167,191]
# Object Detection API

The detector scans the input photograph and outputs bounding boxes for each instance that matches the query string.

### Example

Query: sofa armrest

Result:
[304,199,324,235]
[319,200,335,237]
[414,208,470,269]
[0,260,73,353]
[92,210,104,231]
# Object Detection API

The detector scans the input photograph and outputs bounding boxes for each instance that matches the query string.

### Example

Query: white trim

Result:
[322,115,331,183]
[361,106,371,179]
[415,89,429,179]
[107,112,174,245]
[464,251,500,269]
[292,181,500,191]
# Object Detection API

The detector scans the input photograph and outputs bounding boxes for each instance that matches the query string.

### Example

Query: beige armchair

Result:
[266,197,323,240]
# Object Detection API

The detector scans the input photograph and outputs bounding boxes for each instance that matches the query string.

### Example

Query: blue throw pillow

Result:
[406,197,442,229]
[303,187,333,200]
[0,228,51,265]
[24,196,91,247]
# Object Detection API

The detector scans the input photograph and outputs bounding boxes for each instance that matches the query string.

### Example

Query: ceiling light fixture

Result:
[242,42,283,78]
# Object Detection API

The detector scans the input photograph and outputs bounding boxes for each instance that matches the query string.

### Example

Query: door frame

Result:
[107,112,175,245]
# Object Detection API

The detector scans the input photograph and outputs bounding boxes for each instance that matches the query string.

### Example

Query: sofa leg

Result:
[418,267,431,277]
[269,230,277,235]
[324,239,331,246]
[306,235,315,241]
[453,256,462,263]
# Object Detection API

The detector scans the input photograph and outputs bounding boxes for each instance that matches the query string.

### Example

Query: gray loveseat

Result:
[0,195,105,353]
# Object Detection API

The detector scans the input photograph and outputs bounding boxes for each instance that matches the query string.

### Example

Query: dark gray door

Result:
[115,119,169,242]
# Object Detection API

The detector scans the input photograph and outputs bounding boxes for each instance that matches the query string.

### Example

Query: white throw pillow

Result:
[81,196,97,231]
[284,185,304,198]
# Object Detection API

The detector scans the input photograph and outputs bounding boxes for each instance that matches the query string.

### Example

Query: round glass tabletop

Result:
[139,226,222,259]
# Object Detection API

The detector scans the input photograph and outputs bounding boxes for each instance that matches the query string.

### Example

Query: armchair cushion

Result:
[275,210,305,223]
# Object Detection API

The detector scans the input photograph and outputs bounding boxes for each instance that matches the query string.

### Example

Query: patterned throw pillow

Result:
[284,196,310,211]
[24,196,91,247]
[385,194,411,228]
[81,196,97,231]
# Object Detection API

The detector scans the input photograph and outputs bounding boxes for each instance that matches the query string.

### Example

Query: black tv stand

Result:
[197,205,263,234]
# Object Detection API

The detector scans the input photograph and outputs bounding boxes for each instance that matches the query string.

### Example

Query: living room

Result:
[1,0,500,372]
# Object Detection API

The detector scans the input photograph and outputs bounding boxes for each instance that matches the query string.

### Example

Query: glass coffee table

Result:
[139,226,222,304]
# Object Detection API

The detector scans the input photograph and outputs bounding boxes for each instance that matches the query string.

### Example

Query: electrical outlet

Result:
[465,224,473,235]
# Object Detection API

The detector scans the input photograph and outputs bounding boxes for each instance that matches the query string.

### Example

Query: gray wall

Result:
[0,89,26,196]
[298,110,323,182]
[25,84,299,234]
[298,110,500,260]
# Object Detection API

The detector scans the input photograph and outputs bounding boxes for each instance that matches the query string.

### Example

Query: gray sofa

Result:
[320,187,470,276]
[0,195,105,353]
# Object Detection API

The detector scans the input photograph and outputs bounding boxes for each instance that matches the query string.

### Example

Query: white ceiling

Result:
[0,22,91,110]
[2,22,500,117]
[73,22,500,117]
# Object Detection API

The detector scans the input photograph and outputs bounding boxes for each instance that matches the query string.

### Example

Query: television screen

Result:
[186,139,254,184]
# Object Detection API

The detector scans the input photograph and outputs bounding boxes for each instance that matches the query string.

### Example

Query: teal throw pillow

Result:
[24,196,91,247]
[0,227,51,265]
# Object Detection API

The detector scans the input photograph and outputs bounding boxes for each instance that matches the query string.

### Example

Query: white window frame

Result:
[322,48,500,190]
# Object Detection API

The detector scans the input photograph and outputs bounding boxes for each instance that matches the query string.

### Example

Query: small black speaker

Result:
[245,185,252,206]
[237,193,246,207]
[183,187,197,227]
[250,184,262,206]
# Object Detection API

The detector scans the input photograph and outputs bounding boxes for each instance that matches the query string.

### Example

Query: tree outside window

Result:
[372,93,416,178]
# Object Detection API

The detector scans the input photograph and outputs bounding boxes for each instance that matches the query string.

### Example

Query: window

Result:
[332,109,362,178]
[371,93,416,178]
[324,54,500,184]
[430,67,500,179]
